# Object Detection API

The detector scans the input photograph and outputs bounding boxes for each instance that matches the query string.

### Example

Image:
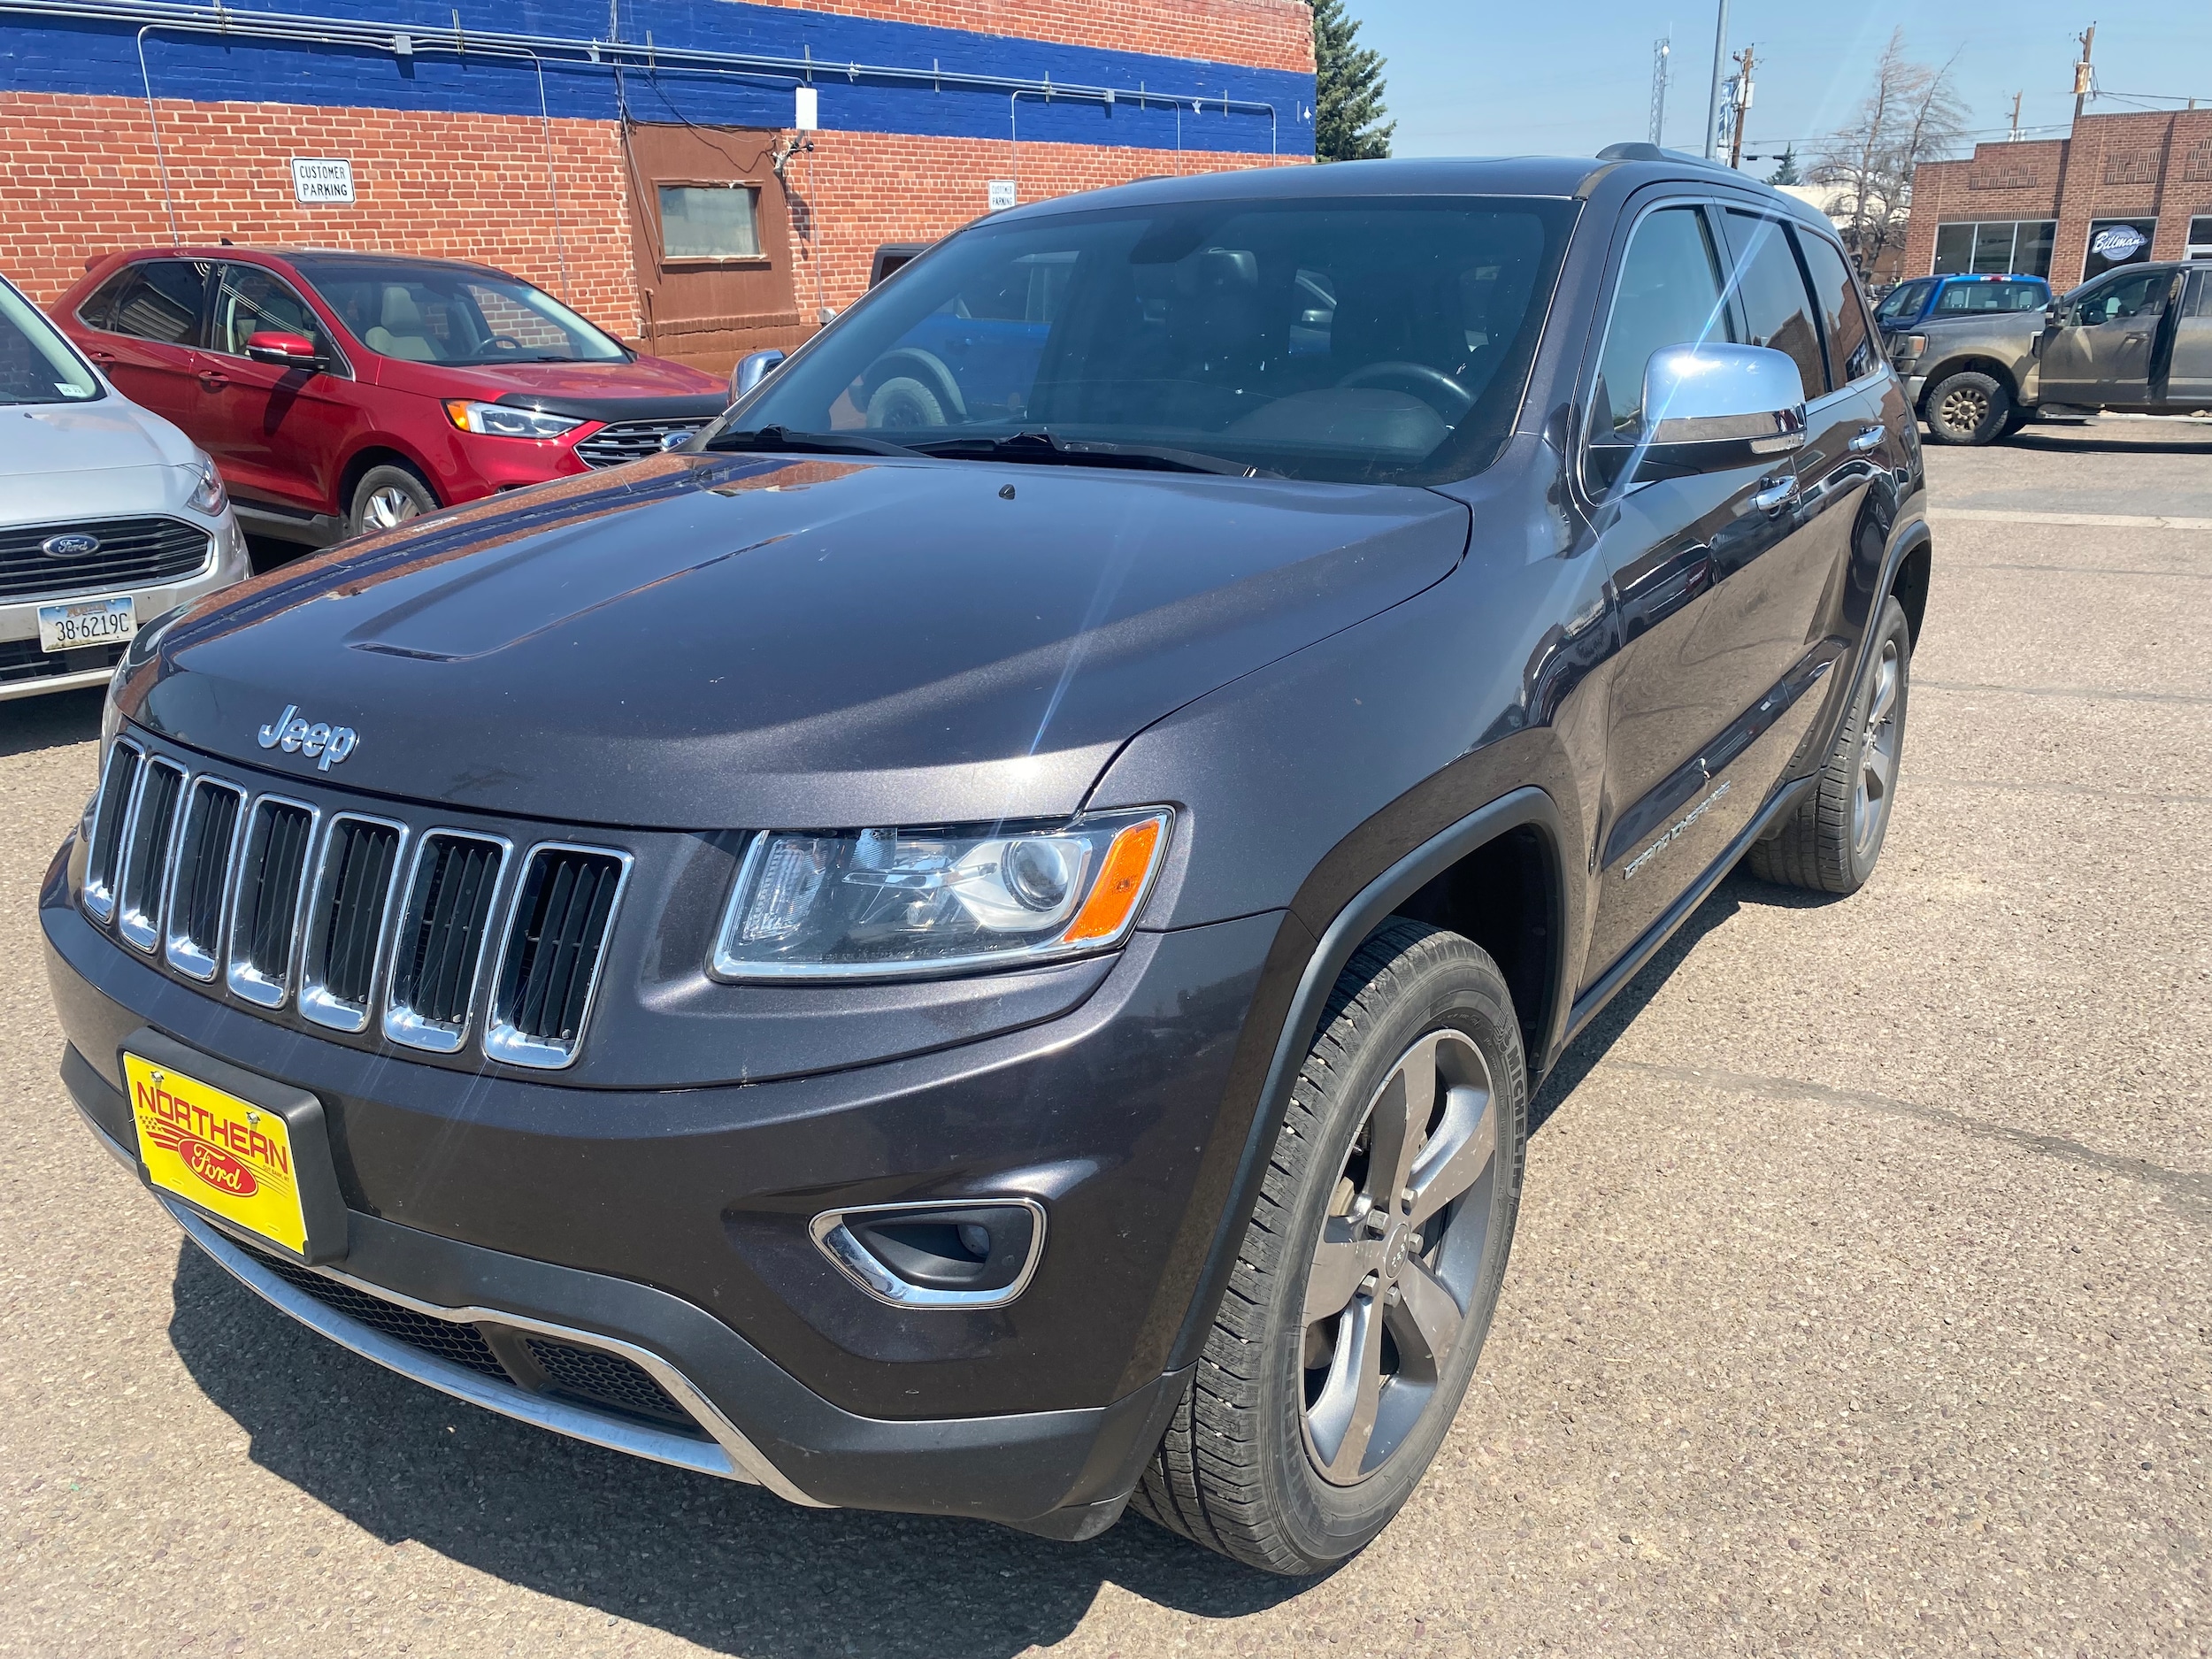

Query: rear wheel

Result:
[1923,371,2011,445]
[348,464,438,538]
[1130,920,1527,1573]
[1747,595,1912,895]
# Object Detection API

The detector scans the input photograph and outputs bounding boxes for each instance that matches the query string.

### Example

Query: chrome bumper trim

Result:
[162,1195,828,1507]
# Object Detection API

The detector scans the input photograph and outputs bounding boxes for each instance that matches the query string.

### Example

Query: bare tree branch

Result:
[1810,30,1969,273]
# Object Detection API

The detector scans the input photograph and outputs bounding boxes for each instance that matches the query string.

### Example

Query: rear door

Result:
[76,259,213,432]
[2040,268,2170,406]
[198,263,357,515]
[2161,267,2212,407]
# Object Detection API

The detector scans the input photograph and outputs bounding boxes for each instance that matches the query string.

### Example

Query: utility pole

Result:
[2072,23,2096,123]
[2008,89,2024,140]
[1649,36,1671,147]
[1727,45,1755,169]
[1703,0,1729,160]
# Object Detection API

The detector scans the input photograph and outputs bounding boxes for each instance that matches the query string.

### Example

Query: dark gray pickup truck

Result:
[1893,261,2212,443]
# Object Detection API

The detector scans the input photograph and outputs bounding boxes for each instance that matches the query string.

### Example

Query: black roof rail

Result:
[1596,142,1740,174]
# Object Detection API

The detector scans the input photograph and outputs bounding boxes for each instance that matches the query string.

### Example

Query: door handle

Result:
[197,370,229,390]
[2123,333,2148,346]
[1847,424,1884,454]
[1752,477,1799,513]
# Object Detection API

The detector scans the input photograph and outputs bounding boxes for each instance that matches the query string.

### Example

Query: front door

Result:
[2162,267,2212,407]
[197,263,355,515]
[625,124,803,375]
[2040,267,2172,406]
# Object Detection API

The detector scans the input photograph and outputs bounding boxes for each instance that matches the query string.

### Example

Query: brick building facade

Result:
[1,0,1315,368]
[1904,109,2212,292]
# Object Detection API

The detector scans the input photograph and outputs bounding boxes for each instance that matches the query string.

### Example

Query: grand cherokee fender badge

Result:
[257,703,358,770]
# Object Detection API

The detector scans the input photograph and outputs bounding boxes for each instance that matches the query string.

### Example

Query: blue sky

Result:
[1353,1,2211,166]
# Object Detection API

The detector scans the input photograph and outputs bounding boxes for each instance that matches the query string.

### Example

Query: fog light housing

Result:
[810,1199,1046,1310]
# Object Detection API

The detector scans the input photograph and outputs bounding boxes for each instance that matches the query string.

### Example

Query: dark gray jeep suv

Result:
[44,150,1929,1573]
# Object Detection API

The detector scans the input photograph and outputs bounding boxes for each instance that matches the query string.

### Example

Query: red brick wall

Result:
[0,91,635,324]
[1,89,1298,370]
[759,0,1316,73]
[1904,111,2212,286]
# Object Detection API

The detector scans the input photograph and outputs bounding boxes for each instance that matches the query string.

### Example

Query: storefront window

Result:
[1932,220,2055,279]
[2084,219,2156,282]
[2186,217,2212,261]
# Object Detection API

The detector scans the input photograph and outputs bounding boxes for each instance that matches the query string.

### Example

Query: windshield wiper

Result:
[908,429,1274,477]
[703,425,925,459]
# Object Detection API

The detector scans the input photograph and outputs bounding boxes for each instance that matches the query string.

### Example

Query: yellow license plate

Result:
[126,1052,310,1254]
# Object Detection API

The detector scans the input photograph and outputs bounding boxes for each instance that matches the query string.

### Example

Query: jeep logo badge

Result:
[41,532,100,557]
[256,703,358,770]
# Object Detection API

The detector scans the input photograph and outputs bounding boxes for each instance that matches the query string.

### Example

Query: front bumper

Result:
[47,842,1279,1532]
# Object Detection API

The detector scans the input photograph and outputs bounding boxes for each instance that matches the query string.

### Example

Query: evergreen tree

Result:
[1310,0,1394,162]
[1766,147,1802,186]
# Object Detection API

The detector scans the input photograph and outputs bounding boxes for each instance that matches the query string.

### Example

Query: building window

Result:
[1932,220,2055,279]
[2084,218,2156,281]
[657,184,763,261]
[2187,216,2212,261]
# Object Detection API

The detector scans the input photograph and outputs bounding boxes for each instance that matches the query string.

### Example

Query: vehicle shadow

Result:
[1530,865,1827,1133]
[0,685,104,759]
[166,1246,1306,1657]
[2003,427,2212,457]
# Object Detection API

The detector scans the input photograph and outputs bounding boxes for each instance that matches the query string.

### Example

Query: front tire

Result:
[1131,921,1527,1573]
[1923,370,2011,445]
[348,464,438,538]
[1747,595,1912,895]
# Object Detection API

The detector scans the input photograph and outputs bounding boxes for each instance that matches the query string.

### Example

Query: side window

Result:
[1594,205,1735,438]
[78,268,139,333]
[1722,211,1827,398]
[2189,270,2212,320]
[211,265,327,357]
[1795,231,1879,386]
[2081,271,2167,325]
[104,260,212,347]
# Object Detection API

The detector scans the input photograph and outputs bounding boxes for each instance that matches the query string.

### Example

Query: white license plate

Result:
[37,595,136,653]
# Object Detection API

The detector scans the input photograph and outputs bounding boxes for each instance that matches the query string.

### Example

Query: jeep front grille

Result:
[87,741,627,1067]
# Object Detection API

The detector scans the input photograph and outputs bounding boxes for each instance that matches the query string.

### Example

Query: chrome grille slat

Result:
[226,796,319,1008]
[486,844,633,1071]
[300,815,407,1033]
[573,419,710,469]
[88,737,628,1065]
[115,757,186,954]
[384,831,510,1053]
[0,515,212,602]
[163,778,245,980]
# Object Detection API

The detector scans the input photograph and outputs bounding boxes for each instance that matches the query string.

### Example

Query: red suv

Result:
[56,249,730,544]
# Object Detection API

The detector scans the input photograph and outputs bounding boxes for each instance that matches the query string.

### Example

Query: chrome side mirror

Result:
[1592,343,1807,486]
[729,348,787,404]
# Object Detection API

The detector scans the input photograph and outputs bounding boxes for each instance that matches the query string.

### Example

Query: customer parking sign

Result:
[290,157,356,204]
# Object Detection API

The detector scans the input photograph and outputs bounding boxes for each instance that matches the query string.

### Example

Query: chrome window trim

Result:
[81,736,143,926]
[224,794,322,1010]
[808,1198,1049,1311]
[381,827,511,1054]
[161,774,247,981]
[115,756,188,955]
[299,811,412,1035]
[482,841,635,1071]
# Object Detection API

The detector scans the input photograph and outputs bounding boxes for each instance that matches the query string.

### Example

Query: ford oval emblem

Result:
[41,532,100,557]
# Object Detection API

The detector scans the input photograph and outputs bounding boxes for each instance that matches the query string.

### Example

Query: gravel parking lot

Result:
[4,420,2207,1658]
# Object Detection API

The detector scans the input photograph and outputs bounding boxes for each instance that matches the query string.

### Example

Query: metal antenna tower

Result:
[1649,36,1671,145]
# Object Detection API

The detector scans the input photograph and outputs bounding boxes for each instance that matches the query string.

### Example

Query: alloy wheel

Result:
[363,486,421,531]
[1854,636,1902,859]
[1938,384,1989,435]
[1301,1028,1497,1486]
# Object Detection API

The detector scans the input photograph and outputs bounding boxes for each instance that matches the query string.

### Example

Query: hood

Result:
[124,454,1469,829]
[0,397,205,518]
[374,353,727,413]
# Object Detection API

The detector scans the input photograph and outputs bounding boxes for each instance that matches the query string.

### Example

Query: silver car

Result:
[0,273,250,703]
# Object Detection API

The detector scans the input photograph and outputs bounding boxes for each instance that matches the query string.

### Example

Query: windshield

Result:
[1875,278,1936,322]
[1932,280,2047,314]
[290,257,629,365]
[722,195,1578,486]
[0,278,103,405]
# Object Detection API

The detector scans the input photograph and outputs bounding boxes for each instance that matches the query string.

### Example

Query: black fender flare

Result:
[1163,785,1570,1373]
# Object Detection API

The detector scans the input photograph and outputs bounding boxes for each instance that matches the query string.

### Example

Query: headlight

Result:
[710,809,1172,980]
[180,457,227,515]
[1895,334,1926,360]
[442,400,585,440]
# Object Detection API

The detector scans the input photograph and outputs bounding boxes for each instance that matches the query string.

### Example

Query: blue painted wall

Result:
[2,0,1315,156]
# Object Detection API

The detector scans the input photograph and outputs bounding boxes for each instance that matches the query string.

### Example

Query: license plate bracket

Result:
[37,594,136,653]
[121,1029,349,1263]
